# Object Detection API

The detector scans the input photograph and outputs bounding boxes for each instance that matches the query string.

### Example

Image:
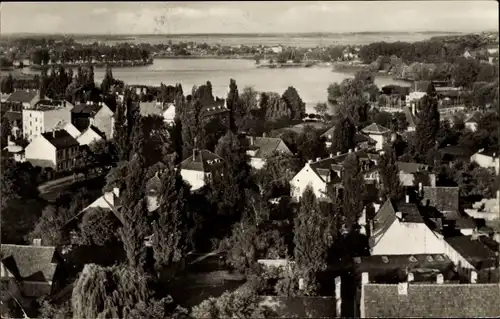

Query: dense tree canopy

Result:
[414,83,440,164]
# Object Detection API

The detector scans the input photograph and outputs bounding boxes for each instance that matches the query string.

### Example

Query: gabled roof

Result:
[444,236,497,269]
[71,103,102,115]
[6,90,38,104]
[361,123,390,135]
[422,186,459,212]
[82,125,106,139]
[403,106,417,128]
[41,130,79,149]
[355,254,453,274]
[321,127,376,145]
[396,161,429,174]
[139,101,166,117]
[465,111,482,124]
[180,149,224,172]
[362,283,500,318]
[476,148,499,158]
[370,200,398,248]
[1,244,58,283]
[246,136,292,159]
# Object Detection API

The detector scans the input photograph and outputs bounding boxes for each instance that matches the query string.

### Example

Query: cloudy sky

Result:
[1,1,498,34]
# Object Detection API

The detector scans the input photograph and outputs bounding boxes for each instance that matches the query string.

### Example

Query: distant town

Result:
[0,27,499,319]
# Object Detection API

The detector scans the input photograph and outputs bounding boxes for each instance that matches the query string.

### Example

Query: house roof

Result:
[361,123,390,135]
[476,148,499,158]
[42,129,79,149]
[403,106,417,128]
[83,125,106,139]
[370,200,398,248]
[139,101,166,117]
[355,254,453,274]
[391,199,425,223]
[362,283,500,318]
[396,161,429,174]
[3,110,22,122]
[180,149,224,172]
[71,103,102,115]
[422,186,459,212]
[465,111,482,123]
[321,127,376,145]
[6,90,38,104]
[1,244,58,283]
[444,236,498,269]
[201,103,230,117]
[246,136,291,159]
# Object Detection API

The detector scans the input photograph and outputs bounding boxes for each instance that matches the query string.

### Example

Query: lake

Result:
[91,59,410,113]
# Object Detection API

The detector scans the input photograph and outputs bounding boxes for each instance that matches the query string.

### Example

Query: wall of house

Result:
[77,129,103,146]
[250,157,266,170]
[163,104,176,124]
[465,122,478,132]
[23,109,43,141]
[368,134,386,151]
[181,169,207,191]
[25,137,56,168]
[22,281,52,297]
[56,145,79,171]
[290,164,328,201]
[471,153,499,172]
[442,240,476,276]
[371,221,445,255]
[93,106,114,139]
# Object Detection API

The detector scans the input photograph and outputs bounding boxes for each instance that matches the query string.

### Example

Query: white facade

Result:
[163,103,176,124]
[23,106,72,142]
[406,91,426,104]
[62,122,81,139]
[290,162,329,201]
[24,136,57,169]
[77,127,104,146]
[371,219,445,255]
[367,134,386,151]
[471,151,499,174]
[465,122,478,132]
[180,169,210,191]
[250,157,266,170]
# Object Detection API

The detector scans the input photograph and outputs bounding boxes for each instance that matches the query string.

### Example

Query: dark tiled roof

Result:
[363,283,500,318]
[1,244,58,283]
[370,200,398,248]
[422,186,459,212]
[201,102,230,118]
[246,136,291,159]
[445,236,498,269]
[42,130,79,149]
[356,254,452,273]
[71,103,102,115]
[477,148,499,158]
[391,199,424,223]
[438,146,474,158]
[465,111,482,123]
[6,90,38,103]
[396,161,429,174]
[361,123,390,135]
[180,149,224,172]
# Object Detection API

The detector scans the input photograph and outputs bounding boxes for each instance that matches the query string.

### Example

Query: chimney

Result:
[250,136,254,146]
[436,273,444,284]
[348,149,353,153]
[337,151,341,156]
[405,195,410,203]
[307,159,313,164]
[193,148,198,161]
[335,276,342,318]
[397,282,408,295]
[32,238,41,246]
[418,182,423,196]
[316,157,321,162]
[470,271,477,283]
[396,211,402,220]
[361,272,369,284]
[407,272,414,282]
[330,153,334,158]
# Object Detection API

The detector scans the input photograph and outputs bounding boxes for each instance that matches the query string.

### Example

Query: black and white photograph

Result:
[0,1,499,318]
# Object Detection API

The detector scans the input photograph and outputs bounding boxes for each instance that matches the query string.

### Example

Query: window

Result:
[426,255,434,262]
[409,256,417,262]
[381,256,389,263]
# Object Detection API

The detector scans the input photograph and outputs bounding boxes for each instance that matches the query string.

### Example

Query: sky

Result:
[1,1,498,35]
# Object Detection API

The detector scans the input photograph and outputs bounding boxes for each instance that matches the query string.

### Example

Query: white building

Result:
[245,135,292,170]
[470,149,499,174]
[361,123,391,151]
[179,149,224,191]
[23,100,73,142]
[6,90,41,109]
[24,130,79,170]
[464,111,482,132]
[77,126,105,146]
[406,91,426,105]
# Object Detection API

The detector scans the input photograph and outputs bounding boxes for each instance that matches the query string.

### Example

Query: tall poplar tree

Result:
[331,116,356,154]
[226,79,239,132]
[379,144,403,201]
[414,83,440,164]
[342,152,365,232]
[113,101,129,162]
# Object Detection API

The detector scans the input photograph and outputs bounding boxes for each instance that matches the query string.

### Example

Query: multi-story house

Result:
[361,123,391,151]
[24,129,79,171]
[6,89,41,109]
[180,148,224,191]
[200,100,231,128]
[71,101,114,139]
[23,99,73,142]
[1,100,23,138]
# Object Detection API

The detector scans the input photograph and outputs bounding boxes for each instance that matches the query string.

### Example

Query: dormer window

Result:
[436,255,444,262]
[381,256,389,263]
[426,255,434,262]
[409,256,417,263]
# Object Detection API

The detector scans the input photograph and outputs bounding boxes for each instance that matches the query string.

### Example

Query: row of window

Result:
[57,147,78,159]
[57,159,75,171]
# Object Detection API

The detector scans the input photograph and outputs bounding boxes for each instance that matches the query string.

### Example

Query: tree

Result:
[114,100,129,162]
[191,282,278,319]
[39,66,48,99]
[130,113,145,161]
[293,187,335,295]
[100,65,114,93]
[295,126,328,165]
[118,156,149,269]
[26,205,71,247]
[414,83,440,164]
[152,161,191,271]
[76,208,121,246]
[256,151,301,200]
[314,102,328,119]
[1,116,12,148]
[330,116,356,154]
[379,144,403,201]
[1,73,14,94]
[226,78,239,132]
[71,264,186,319]
[452,57,479,88]
[282,86,306,120]
[342,152,365,232]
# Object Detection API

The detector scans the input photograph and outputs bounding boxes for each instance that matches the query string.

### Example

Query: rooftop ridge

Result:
[1,244,56,249]
[365,283,500,287]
